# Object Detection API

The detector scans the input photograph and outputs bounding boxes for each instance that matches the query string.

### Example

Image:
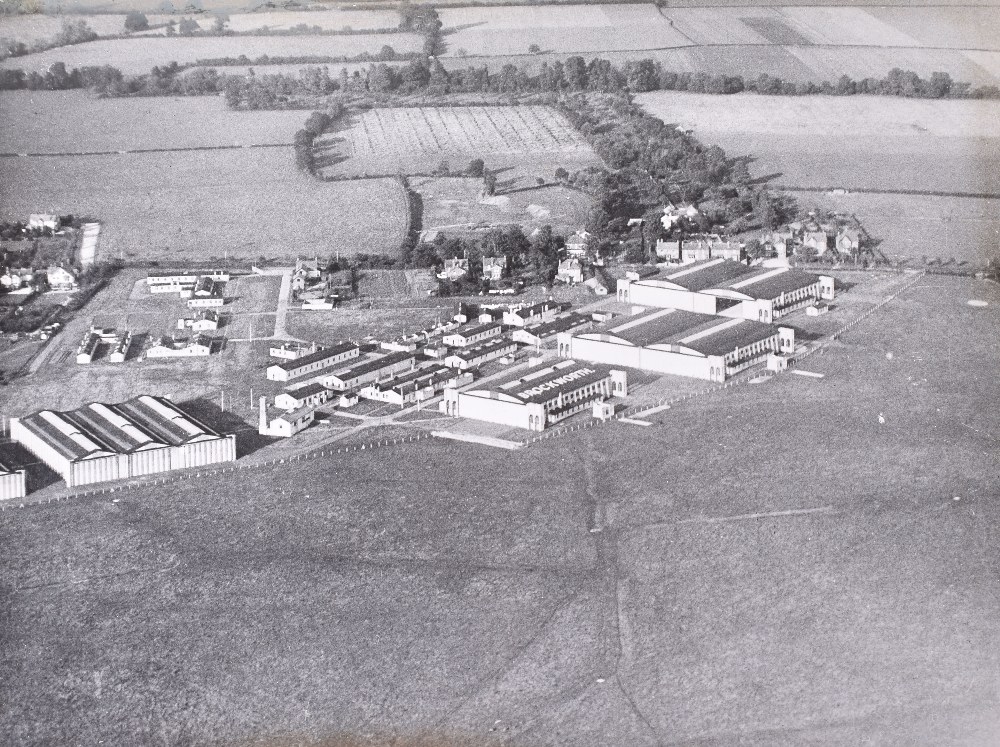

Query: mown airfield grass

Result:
[1,274,998,745]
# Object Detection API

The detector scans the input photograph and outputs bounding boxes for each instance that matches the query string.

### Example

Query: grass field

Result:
[0,32,423,74]
[415,176,592,237]
[316,106,601,182]
[636,91,1000,195]
[440,4,691,57]
[0,149,409,262]
[2,274,998,744]
[0,91,308,153]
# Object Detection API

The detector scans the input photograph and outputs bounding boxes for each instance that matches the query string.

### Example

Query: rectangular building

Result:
[617,260,834,323]
[258,399,315,438]
[502,301,562,328]
[321,351,416,391]
[0,460,27,500]
[358,365,471,406]
[274,382,330,411]
[558,308,794,382]
[442,321,504,348]
[10,396,236,488]
[266,342,360,382]
[441,359,627,431]
[512,313,590,347]
[444,337,518,370]
[147,270,229,286]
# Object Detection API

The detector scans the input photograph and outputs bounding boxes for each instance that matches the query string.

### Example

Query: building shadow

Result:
[177,398,279,459]
[0,440,61,492]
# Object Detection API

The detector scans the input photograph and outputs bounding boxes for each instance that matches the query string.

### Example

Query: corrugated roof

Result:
[731,269,820,301]
[664,261,754,292]
[602,310,711,347]
[327,351,414,381]
[284,382,327,398]
[683,320,777,357]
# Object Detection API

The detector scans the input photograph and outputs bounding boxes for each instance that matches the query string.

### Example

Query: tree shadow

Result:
[750,171,784,185]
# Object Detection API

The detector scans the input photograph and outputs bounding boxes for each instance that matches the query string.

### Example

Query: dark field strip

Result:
[0,143,291,158]
[776,184,1000,199]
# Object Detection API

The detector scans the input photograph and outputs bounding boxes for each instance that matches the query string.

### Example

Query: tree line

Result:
[3,51,998,101]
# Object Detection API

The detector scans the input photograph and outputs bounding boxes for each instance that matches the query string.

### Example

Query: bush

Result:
[124,12,149,32]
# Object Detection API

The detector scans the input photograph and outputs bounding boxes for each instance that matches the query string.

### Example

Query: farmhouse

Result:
[660,203,699,230]
[444,337,518,370]
[441,359,627,432]
[265,342,360,382]
[0,459,27,501]
[565,231,591,256]
[437,257,469,281]
[512,313,591,346]
[274,382,330,411]
[321,351,417,391]
[503,301,562,327]
[358,365,471,406]
[258,399,315,438]
[145,335,212,359]
[442,321,504,347]
[46,265,78,292]
[557,258,584,284]
[10,395,236,488]
[189,311,220,332]
[656,235,743,264]
[482,256,507,282]
[616,260,834,322]
[558,308,794,382]
[29,214,60,231]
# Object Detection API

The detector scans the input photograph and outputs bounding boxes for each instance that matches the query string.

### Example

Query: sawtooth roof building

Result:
[617,259,834,323]
[558,308,794,382]
[10,396,236,487]
[0,458,27,500]
[441,359,627,432]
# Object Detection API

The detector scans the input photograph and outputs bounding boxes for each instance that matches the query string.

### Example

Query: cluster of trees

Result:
[293,108,344,173]
[397,2,444,57]
[195,46,408,67]
[0,19,97,60]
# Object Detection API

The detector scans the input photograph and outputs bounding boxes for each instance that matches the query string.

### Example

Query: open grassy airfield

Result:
[2,274,998,745]
[636,92,1000,195]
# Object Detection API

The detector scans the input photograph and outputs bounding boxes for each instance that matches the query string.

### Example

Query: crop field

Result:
[0,91,308,153]
[414,176,592,237]
[0,12,147,42]
[0,33,423,74]
[316,106,601,181]
[2,274,999,744]
[637,92,1000,194]
[0,149,409,262]
[439,4,691,56]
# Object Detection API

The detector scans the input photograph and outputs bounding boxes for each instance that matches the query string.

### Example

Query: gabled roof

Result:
[274,342,357,371]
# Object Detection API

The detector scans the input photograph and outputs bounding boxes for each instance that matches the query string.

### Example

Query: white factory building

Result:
[441,359,627,431]
[444,337,518,370]
[616,260,834,323]
[358,365,472,406]
[558,308,794,382]
[441,321,504,347]
[0,459,27,500]
[10,396,236,487]
[266,342,360,382]
[321,351,416,391]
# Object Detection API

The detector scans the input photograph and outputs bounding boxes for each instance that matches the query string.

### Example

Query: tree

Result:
[212,13,229,33]
[482,171,497,197]
[124,11,149,32]
[528,43,541,54]
[554,167,569,182]
[177,17,200,35]
[466,158,485,177]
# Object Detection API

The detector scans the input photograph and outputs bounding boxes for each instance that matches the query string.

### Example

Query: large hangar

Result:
[558,308,794,382]
[617,259,834,322]
[10,395,236,488]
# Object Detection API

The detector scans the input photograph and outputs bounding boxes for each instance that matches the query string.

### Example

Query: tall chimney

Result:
[258,396,269,436]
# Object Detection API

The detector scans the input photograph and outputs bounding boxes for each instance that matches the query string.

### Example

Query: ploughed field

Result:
[637,91,1000,195]
[315,105,602,180]
[2,275,998,745]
